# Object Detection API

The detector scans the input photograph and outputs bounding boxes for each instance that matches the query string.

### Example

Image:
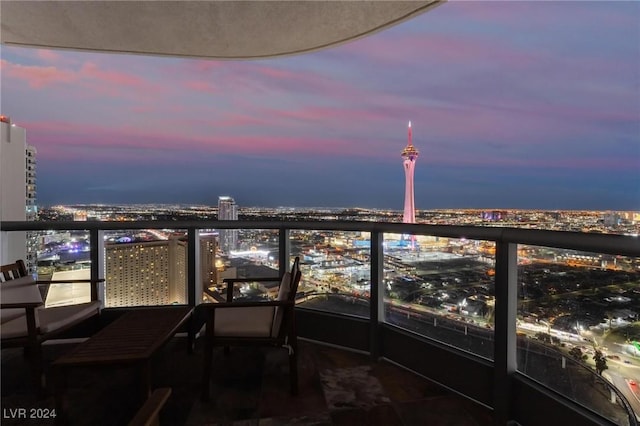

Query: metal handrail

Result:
[2,220,638,256]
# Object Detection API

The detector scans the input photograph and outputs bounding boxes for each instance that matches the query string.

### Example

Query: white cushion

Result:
[1,277,39,324]
[38,301,100,334]
[214,306,274,337]
[276,272,292,302]
[1,301,100,339]
[2,276,35,288]
[271,272,291,337]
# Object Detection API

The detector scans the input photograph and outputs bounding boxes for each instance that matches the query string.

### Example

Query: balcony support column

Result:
[187,228,199,306]
[279,228,290,275]
[370,231,384,360]
[493,241,517,424]
[89,228,104,304]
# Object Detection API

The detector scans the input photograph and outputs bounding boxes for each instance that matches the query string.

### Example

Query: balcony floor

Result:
[2,337,493,425]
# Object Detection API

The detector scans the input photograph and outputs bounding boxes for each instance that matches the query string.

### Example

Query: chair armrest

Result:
[36,279,104,302]
[222,277,280,283]
[1,301,42,309]
[35,279,105,284]
[202,300,294,309]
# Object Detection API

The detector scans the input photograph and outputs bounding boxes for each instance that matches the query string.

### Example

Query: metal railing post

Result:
[493,240,517,424]
[89,228,104,304]
[279,227,290,275]
[370,231,384,360]
[188,227,198,306]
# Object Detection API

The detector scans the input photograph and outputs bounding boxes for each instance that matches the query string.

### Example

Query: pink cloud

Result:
[79,62,146,88]
[36,49,62,62]
[183,80,216,94]
[1,58,163,98]
[23,119,381,162]
[0,59,77,88]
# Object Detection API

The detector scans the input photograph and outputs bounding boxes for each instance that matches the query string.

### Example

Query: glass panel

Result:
[34,230,92,307]
[517,245,638,425]
[104,229,187,307]
[201,228,279,303]
[382,233,495,360]
[291,230,371,318]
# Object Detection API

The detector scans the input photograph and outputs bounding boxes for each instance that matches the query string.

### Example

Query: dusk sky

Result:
[1,1,638,211]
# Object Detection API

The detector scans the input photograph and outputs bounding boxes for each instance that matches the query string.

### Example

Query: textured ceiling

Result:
[0,0,443,60]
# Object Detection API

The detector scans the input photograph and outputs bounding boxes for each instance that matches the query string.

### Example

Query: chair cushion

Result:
[1,277,38,324]
[0,301,100,339]
[276,272,292,301]
[38,301,101,334]
[271,272,291,337]
[1,308,25,324]
[214,306,275,337]
[1,276,36,287]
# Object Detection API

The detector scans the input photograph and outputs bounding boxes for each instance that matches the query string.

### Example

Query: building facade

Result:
[0,115,37,272]
[218,196,238,253]
[199,234,218,297]
[401,121,419,224]
[104,238,187,307]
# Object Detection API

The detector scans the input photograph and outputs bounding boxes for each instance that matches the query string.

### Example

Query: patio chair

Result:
[0,259,103,388]
[200,257,302,401]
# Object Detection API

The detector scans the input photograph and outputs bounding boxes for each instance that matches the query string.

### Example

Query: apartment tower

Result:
[218,196,238,253]
[199,234,218,297]
[0,115,38,272]
[401,121,419,223]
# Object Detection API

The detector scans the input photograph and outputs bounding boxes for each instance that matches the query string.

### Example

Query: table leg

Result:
[187,314,195,354]
[54,366,68,425]
[139,361,152,401]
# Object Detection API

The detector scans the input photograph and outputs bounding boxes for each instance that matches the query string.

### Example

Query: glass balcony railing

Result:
[382,233,496,359]
[103,228,188,307]
[516,246,640,425]
[293,230,371,318]
[1,220,638,426]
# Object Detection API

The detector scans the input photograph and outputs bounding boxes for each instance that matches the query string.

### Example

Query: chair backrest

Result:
[0,260,28,282]
[271,257,301,338]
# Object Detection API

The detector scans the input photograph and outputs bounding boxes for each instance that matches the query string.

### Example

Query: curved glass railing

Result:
[2,220,638,425]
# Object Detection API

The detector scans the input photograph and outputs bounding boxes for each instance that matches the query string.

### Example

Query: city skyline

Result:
[1,1,638,210]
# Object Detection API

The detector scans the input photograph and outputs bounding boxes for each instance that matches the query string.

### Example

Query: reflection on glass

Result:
[292,230,371,318]
[382,233,495,360]
[516,245,639,425]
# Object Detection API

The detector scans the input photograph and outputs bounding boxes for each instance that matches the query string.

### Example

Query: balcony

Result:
[1,219,639,425]
[2,336,493,425]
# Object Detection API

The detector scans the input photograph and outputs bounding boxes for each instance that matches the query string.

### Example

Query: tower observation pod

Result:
[401,121,419,224]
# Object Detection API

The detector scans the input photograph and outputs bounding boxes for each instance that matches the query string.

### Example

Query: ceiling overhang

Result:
[0,0,444,60]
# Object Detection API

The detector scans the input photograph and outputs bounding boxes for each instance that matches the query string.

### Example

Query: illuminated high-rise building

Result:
[218,196,238,253]
[199,234,218,297]
[401,121,419,223]
[0,115,38,273]
[104,238,187,307]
